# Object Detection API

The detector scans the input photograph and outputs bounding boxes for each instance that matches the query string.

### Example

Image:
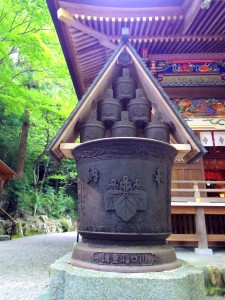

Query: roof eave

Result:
[46,0,84,99]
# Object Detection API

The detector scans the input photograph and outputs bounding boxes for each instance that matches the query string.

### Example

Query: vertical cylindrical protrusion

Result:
[111,111,137,137]
[113,68,137,101]
[144,112,170,143]
[99,89,122,126]
[127,89,151,127]
[80,110,105,142]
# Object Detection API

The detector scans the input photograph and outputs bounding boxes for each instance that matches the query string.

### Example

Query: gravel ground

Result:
[0,233,224,300]
[0,232,76,300]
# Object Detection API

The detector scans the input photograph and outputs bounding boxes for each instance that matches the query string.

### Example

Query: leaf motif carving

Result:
[131,190,148,210]
[104,190,122,210]
[113,193,139,222]
[104,179,147,222]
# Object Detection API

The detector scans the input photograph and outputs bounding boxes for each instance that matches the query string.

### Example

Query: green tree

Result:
[0,0,78,218]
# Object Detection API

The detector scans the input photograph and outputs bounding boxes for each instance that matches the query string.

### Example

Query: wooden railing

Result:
[167,181,225,252]
[171,180,225,203]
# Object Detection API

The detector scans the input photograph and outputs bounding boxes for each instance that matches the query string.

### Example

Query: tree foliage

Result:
[0,0,78,218]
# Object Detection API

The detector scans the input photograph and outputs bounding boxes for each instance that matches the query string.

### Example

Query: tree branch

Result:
[20,27,52,35]
[9,13,29,32]
[0,8,9,23]
[8,46,17,56]
[12,69,43,80]
[0,0,19,23]
[9,10,20,31]
[22,21,32,34]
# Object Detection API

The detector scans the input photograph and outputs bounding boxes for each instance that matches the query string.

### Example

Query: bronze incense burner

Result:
[70,67,180,272]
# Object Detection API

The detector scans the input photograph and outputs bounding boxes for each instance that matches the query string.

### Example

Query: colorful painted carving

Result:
[162,75,225,87]
[149,61,225,75]
[143,59,225,86]
[171,98,225,118]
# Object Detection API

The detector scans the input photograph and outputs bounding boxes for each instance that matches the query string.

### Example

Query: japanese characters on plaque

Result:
[93,252,155,266]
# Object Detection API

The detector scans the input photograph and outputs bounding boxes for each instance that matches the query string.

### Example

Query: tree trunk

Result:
[16,109,30,177]
[11,110,30,218]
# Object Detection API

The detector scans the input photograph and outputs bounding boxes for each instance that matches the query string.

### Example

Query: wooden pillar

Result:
[195,206,213,254]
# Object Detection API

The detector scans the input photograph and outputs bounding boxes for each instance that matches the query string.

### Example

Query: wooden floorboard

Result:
[167,234,199,242]
[207,234,225,242]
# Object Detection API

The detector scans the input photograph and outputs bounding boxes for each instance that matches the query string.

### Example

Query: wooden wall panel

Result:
[172,159,205,180]
[172,158,205,196]
[204,159,225,170]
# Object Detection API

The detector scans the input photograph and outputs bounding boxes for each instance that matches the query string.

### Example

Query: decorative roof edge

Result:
[46,39,125,159]
[125,41,207,163]
[46,0,83,99]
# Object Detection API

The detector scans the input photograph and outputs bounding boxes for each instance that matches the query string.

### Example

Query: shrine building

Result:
[47,0,225,250]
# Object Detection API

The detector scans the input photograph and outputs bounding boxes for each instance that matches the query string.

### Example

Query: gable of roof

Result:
[47,37,206,163]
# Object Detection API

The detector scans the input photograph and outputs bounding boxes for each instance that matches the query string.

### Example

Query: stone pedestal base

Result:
[38,254,206,300]
[70,241,180,272]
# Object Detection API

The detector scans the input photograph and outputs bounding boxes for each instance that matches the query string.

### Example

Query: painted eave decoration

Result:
[47,37,206,164]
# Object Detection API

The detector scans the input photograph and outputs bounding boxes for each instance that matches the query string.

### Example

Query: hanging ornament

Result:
[141,48,148,60]
[201,0,211,9]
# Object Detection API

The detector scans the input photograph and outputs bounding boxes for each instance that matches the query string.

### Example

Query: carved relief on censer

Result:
[70,65,180,272]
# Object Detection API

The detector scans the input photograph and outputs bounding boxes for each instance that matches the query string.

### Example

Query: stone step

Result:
[0,235,10,241]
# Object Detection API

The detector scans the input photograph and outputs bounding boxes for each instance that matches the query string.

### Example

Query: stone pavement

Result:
[176,247,225,299]
[176,247,225,269]
[0,232,225,299]
[0,232,76,300]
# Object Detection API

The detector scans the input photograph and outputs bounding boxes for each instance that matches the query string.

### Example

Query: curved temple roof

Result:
[47,0,225,98]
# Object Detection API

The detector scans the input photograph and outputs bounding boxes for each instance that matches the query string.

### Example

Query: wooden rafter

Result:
[182,0,202,34]
[57,8,117,50]
[76,45,105,59]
